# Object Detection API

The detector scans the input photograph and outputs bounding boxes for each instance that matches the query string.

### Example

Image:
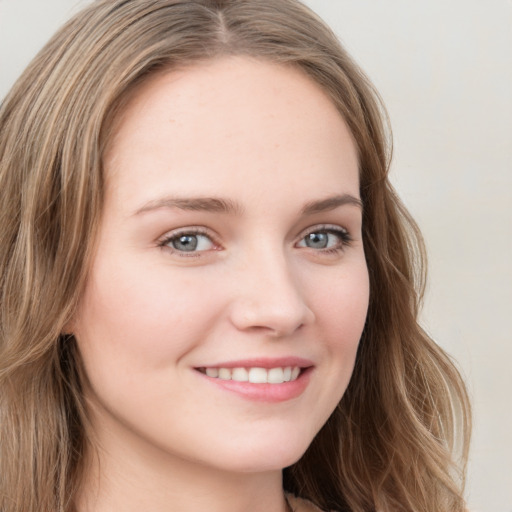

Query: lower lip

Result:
[197,368,313,403]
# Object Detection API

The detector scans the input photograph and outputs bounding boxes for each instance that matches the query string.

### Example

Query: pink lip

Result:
[194,357,314,403]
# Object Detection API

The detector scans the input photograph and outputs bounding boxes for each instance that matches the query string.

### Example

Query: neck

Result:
[76,431,289,512]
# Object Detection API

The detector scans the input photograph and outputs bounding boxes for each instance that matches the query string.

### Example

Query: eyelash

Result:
[158,225,353,257]
[297,225,353,255]
[158,228,219,257]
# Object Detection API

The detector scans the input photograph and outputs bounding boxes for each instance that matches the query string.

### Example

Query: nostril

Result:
[229,293,314,337]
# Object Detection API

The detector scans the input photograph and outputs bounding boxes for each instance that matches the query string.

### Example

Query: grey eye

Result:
[298,230,344,250]
[168,233,214,252]
[304,232,330,249]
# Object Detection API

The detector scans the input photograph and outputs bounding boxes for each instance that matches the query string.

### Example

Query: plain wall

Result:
[1,1,511,511]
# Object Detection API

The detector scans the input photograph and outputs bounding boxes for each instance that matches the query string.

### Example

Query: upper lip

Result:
[197,357,314,369]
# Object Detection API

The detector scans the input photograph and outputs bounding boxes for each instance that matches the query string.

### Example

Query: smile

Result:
[198,366,301,384]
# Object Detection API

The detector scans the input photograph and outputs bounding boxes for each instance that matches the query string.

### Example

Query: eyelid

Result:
[156,223,353,258]
[295,224,353,250]
[157,226,221,255]
[297,223,350,238]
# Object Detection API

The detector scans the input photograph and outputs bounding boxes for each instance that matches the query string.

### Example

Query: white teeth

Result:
[248,367,267,383]
[267,367,285,384]
[203,366,302,383]
[206,368,219,378]
[218,368,231,380]
[232,367,249,382]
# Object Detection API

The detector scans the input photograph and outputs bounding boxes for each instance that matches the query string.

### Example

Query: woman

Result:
[0,1,471,511]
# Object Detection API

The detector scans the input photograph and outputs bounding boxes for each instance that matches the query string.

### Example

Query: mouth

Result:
[194,357,314,402]
[196,366,302,384]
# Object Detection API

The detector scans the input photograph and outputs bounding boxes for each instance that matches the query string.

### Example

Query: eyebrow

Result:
[134,196,244,216]
[133,193,362,217]
[301,194,363,214]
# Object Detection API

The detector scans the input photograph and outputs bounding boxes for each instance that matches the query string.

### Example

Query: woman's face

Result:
[73,57,369,474]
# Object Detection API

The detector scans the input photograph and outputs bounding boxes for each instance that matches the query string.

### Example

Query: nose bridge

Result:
[230,241,314,335]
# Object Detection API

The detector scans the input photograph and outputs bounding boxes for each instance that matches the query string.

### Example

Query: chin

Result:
[204,432,313,474]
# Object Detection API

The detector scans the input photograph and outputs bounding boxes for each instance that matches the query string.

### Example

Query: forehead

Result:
[104,56,359,206]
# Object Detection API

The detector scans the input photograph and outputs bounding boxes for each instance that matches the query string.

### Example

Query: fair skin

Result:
[73,57,369,512]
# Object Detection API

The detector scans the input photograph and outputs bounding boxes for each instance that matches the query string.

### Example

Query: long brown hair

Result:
[0,1,471,511]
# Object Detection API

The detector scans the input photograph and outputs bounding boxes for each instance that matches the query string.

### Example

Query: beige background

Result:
[1,1,511,511]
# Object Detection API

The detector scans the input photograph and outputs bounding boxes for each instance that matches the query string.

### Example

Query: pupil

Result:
[306,232,328,249]
[173,235,198,251]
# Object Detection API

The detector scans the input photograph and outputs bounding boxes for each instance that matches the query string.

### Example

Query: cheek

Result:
[314,260,369,334]
[312,262,369,374]
[73,260,226,377]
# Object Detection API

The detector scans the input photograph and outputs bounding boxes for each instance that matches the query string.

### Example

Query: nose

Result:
[229,250,315,337]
